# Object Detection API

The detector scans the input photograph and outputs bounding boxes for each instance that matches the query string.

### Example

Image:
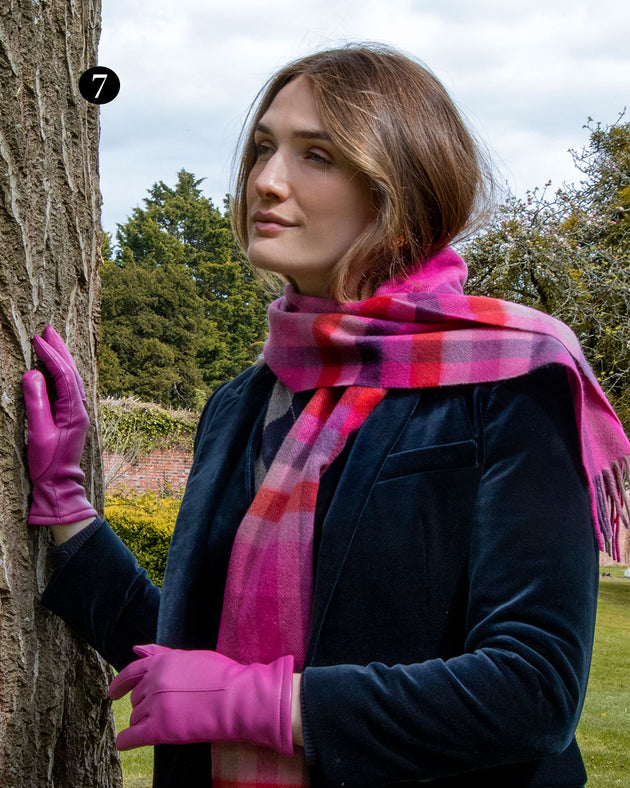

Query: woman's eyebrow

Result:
[255,121,332,142]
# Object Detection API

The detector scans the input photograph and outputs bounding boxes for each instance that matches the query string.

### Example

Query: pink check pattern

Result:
[264,247,630,556]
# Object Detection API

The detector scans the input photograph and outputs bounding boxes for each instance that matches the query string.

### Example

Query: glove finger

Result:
[133,644,164,659]
[108,664,147,700]
[33,336,87,429]
[115,720,153,751]
[129,694,150,727]
[23,370,56,438]
[22,370,57,480]
[130,680,149,709]
[108,645,161,700]
[42,326,87,402]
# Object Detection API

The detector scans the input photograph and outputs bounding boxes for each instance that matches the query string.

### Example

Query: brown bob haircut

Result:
[232,43,493,302]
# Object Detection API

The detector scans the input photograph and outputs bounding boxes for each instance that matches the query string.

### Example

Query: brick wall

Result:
[104,447,193,496]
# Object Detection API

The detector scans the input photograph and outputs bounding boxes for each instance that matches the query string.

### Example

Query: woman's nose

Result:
[254,152,290,201]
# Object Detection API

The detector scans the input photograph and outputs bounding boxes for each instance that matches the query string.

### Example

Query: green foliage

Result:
[464,117,630,431]
[100,170,272,407]
[101,230,114,262]
[105,494,180,586]
[100,257,207,409]
[101,397,196,454]
[101,398,195,493]
[571,119,630,249]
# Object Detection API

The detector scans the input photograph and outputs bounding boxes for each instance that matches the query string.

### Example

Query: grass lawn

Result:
[576,564,630,786]
[112,568,630,787]
[112,691,153,788]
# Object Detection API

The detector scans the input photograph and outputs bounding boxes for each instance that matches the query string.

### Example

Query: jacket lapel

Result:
[159,364,419,662]
[305,391,419,665]
[157,364,275,648]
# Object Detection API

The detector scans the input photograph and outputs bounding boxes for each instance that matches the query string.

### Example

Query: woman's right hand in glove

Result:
[22,325,97,528]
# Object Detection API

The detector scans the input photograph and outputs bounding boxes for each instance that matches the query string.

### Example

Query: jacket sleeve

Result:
[41,373,252,670]
[300,368,600,785]
[38,375,244,671]
[40,519,161,671]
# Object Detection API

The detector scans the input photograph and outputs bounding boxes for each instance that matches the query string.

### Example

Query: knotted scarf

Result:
[213,246,630,787]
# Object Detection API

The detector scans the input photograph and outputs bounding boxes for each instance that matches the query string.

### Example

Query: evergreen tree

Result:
[100,170,272,406]
[100,256,207,408]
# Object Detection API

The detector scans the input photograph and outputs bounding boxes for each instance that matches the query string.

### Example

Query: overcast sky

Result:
[97,0,630,239]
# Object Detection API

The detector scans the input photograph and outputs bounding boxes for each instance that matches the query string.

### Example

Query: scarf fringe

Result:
[596,455,630,561]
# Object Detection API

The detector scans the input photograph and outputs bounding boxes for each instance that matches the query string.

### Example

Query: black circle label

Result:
[79,67,120,105]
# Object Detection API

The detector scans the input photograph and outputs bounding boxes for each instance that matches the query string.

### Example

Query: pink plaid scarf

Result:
[213,246,629,786]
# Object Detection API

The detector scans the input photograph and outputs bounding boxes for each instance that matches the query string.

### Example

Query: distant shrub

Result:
[105,493,180,586]
[101,397,196,454]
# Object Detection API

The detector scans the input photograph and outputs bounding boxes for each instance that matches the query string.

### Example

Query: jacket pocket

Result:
[377,439,478,482]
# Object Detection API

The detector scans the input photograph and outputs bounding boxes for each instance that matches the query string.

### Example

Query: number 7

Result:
[92,73,108,99]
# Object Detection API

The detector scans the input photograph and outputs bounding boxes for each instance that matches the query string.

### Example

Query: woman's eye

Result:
[254,142,274,159]
[307,150,331,165]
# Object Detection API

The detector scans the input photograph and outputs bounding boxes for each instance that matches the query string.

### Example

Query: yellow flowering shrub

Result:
[105,493,180,586]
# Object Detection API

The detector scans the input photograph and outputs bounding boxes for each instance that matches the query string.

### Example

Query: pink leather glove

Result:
[22,325,97,525]
[108,645,295,755]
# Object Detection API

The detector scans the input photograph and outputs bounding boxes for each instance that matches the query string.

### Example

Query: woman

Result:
[23,44,629,787]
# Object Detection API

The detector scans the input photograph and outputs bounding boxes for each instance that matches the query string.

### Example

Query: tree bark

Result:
[0,1,122,785]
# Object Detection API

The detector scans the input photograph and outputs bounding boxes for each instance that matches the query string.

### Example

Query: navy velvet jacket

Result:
[42,362,599,787]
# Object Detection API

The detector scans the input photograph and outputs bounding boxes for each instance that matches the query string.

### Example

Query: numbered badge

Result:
[79,66,120,105]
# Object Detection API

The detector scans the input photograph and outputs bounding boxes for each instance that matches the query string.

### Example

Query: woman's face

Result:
[246,76,375,298]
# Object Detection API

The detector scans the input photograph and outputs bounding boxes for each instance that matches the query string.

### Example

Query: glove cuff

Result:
[274,654,295,757]
[28,480,97,526]
[254,654,295,757]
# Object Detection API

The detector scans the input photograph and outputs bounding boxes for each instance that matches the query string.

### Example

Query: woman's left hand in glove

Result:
[108,644,295,755]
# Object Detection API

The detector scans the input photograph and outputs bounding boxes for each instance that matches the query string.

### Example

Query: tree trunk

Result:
[0,1,122,785]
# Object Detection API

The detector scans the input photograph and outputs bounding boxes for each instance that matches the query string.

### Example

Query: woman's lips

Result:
[251,212,296,234]
[253,220,293,234]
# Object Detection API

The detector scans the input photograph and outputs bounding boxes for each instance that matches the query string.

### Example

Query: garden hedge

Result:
[105,493,180,586]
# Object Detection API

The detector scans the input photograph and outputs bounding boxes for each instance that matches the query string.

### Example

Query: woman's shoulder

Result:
[480,363,575,422]
[194,362,276,442]
[387,363,573,420]
[379,363,578,459]
[203,361,274,408]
